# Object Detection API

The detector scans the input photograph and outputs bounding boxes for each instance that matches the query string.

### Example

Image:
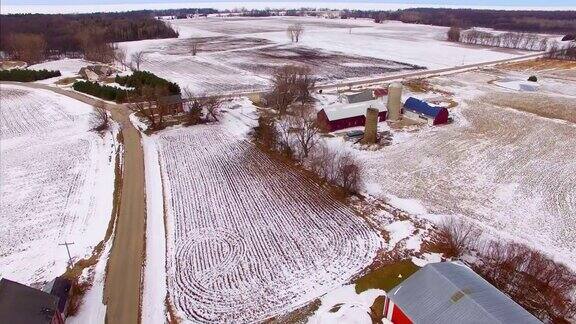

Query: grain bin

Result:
[362,107,379,144]
[387,82,402,121]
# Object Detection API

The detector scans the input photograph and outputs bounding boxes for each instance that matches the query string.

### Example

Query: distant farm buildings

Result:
[383,262,541,324]
[317,88,388,132]
[317,83,450,133]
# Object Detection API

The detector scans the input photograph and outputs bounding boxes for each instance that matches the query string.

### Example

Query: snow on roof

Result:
[321,99,387,121]
[389,262,542,324]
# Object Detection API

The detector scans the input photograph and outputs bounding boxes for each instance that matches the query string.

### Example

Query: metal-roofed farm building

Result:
[403,97,449,125]
[383,262,541,324]
[317,99,387,132]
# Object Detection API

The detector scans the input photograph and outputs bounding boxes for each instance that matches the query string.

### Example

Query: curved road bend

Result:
[0,81,145,324]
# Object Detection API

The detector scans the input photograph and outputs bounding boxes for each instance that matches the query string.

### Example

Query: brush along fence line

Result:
[154,125,381,322]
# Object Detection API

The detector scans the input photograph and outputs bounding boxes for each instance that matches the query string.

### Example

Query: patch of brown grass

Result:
[499,58,576,71]
[55,77,78,85]
[480,92,576,123]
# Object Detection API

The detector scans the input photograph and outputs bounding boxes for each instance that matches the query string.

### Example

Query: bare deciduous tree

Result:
[476,240,576,323]
[115,47,127,70]
[267,65,316,114]
[253,115,279,152]
[182,88,224,124]
[7,33,47,64]
[76,27,115,63]
[335,152,362,194]
[430,216,481,258]
[127,85,169,130]
[89,101,109,131]
[131,51,145,71]
[191,41,199,56]
[290,103,319,158]
[447,26,461,42]
[287,23,304,43]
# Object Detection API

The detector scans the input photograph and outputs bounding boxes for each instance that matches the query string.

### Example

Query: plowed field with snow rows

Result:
[359,80,576,269]
[0,85,116,284]
[156,125,380,323]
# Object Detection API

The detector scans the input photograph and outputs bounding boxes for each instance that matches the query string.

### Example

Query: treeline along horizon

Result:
[0,11,179,56]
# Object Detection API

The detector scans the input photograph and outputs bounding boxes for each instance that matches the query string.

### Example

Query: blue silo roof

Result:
[388,262,542,324]
[404,97,444,118]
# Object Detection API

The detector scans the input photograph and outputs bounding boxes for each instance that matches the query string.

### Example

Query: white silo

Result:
[387,82,402,121]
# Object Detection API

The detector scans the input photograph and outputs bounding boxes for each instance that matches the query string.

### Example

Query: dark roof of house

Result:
[159,94,183,105]
[404,97,446,118]
[44,277,71,314]
[0,278,60,324]
[388,262,542,324]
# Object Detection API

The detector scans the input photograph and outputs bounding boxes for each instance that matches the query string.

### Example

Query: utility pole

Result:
[59,242,75,266]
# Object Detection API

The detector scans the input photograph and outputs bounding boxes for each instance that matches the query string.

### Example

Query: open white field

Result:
[144,112,381,322]
[119,17,529,94]
[0,84,117,285]
[355,70,576,269]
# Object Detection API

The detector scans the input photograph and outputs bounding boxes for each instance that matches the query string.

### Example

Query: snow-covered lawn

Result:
[0,84,118,285]
[308,284,388,324]
[141,105,381,322]
[119,17,530,95]
[28,58,91,81]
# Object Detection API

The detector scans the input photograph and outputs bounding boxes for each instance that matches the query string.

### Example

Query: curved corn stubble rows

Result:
[156,126,380,323]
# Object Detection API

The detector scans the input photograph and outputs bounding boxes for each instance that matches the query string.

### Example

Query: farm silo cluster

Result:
[317,82,451,136]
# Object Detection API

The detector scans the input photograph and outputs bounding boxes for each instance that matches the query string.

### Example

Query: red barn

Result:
[383,262,541,324]
[317,99,387,132]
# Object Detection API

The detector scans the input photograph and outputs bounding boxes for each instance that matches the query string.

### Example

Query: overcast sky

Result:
[2,0,573,9]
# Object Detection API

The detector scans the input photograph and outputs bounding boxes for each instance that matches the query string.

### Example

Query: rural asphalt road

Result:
[0,81,145,324]
[0,51,544,322]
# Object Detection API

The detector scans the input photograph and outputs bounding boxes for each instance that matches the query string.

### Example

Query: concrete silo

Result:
[362,107,379,144]
[387,82,403,121]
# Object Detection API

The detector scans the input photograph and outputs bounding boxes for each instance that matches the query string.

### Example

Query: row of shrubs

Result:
[0,69,61,82]
[73,81,130,102]
[115,70,180,95]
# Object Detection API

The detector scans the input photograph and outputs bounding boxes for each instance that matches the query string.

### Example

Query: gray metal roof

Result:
[341,89,374,103]
[388,262,542,324]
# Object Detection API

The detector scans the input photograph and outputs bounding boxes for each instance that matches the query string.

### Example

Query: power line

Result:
[59,242,75,266]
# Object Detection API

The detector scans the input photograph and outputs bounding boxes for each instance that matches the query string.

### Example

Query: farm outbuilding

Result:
[0,278,64,324]
[338,89,375,103]
[403,97,449,125]
[317,99,387,132]
[383,262,541,324]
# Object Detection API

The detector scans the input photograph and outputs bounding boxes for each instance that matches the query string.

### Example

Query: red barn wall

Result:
[391,304,413,324]
[317,110,388,132]
[433,108,449,125]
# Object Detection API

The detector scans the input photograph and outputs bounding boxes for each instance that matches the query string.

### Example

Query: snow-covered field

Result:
[28,58,89,78]
[141,107,381,322]
[0,84,117,285]
[119,17,529,94]
[350,70,576,269]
